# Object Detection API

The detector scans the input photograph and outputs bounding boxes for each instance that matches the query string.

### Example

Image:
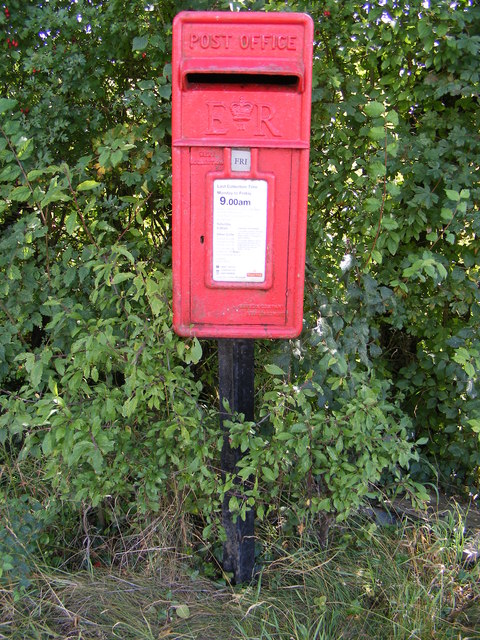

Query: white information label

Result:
[213,179,268,283]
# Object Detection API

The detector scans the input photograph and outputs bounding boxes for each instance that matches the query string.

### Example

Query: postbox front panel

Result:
[172,12,313,339]
[189,147,291,326]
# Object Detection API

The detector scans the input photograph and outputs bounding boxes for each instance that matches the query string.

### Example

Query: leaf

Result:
[364,101,384,118]
[110,150,123,167]
[436,24,448,37]
[10,185,31,202]
[387,236,398,255]
[316,498,332,512]
[89,449,104,474]
[158,84,171,99]
[189,338,202,364]
[238,466,256,480]
[468,420,480,434]
[386,142,398,157]
[65,212,77,235]
[175,604,190,620]
[0,165,21,182]
[31,360,43,388]
[440,208,454,222]
[386,110,399,126]
[42,432,53,455]
[436,262,447,280]
[365,197,381,212]
[368,126,385,141]
[386,183,401,197]
[17,137,33,160]
[262,466,277,482]
[453,347,470,365]
[77,180,101,191]
[122,395,138,418]
[0,98,17,113]
[132,35,148,51]
[417,20,430,39]
[276,431,293,441]
[41,188,71,208]
[111,272,134,285]
[98,151,110,166]
[148,294,163,316]
[368,161,386,178]
[464,362,475,378]
[27,168,52,180]
[115,246,135,263]
[265,364,285,376]
[382,216,399,230]
[445,189,460,202]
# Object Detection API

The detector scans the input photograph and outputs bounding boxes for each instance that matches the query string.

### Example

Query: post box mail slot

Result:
[172,11,313,339]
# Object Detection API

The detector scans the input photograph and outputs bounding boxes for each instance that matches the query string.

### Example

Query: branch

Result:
[364,127,388,268]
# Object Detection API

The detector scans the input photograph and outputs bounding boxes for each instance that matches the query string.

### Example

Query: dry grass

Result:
[1,503,480,640]
[0,554,240,639]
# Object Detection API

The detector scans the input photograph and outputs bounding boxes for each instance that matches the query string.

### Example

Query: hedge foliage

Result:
[0,0,478,578]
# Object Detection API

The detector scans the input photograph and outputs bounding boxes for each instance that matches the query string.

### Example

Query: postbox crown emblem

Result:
[230,97,254,129]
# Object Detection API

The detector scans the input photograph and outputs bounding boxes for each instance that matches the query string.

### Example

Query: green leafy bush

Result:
[0,0,478,570]
[0,496,43,590]
[305,0,479,489]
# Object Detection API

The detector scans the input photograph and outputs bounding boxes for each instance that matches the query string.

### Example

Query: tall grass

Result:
[235,512,480,639]
[1,504,479,639]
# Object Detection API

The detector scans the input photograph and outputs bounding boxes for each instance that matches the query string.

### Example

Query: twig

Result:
[0,301,28,346]
[0,124,51,280]
[430,202,461,252]
[364,127,388,268]
[64,170,99,250]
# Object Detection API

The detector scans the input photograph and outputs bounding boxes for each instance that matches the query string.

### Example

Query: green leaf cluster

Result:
[303,0,480,491]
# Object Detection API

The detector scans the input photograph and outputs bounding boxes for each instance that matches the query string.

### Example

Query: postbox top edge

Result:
[173,11,313,29]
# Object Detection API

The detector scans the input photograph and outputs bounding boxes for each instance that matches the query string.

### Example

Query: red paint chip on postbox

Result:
[172,11,313,338]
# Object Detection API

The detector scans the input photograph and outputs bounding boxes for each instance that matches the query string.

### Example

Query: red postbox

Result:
[172,11,313,338]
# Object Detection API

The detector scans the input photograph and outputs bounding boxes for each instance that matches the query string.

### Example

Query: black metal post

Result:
[218,338,255,584]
